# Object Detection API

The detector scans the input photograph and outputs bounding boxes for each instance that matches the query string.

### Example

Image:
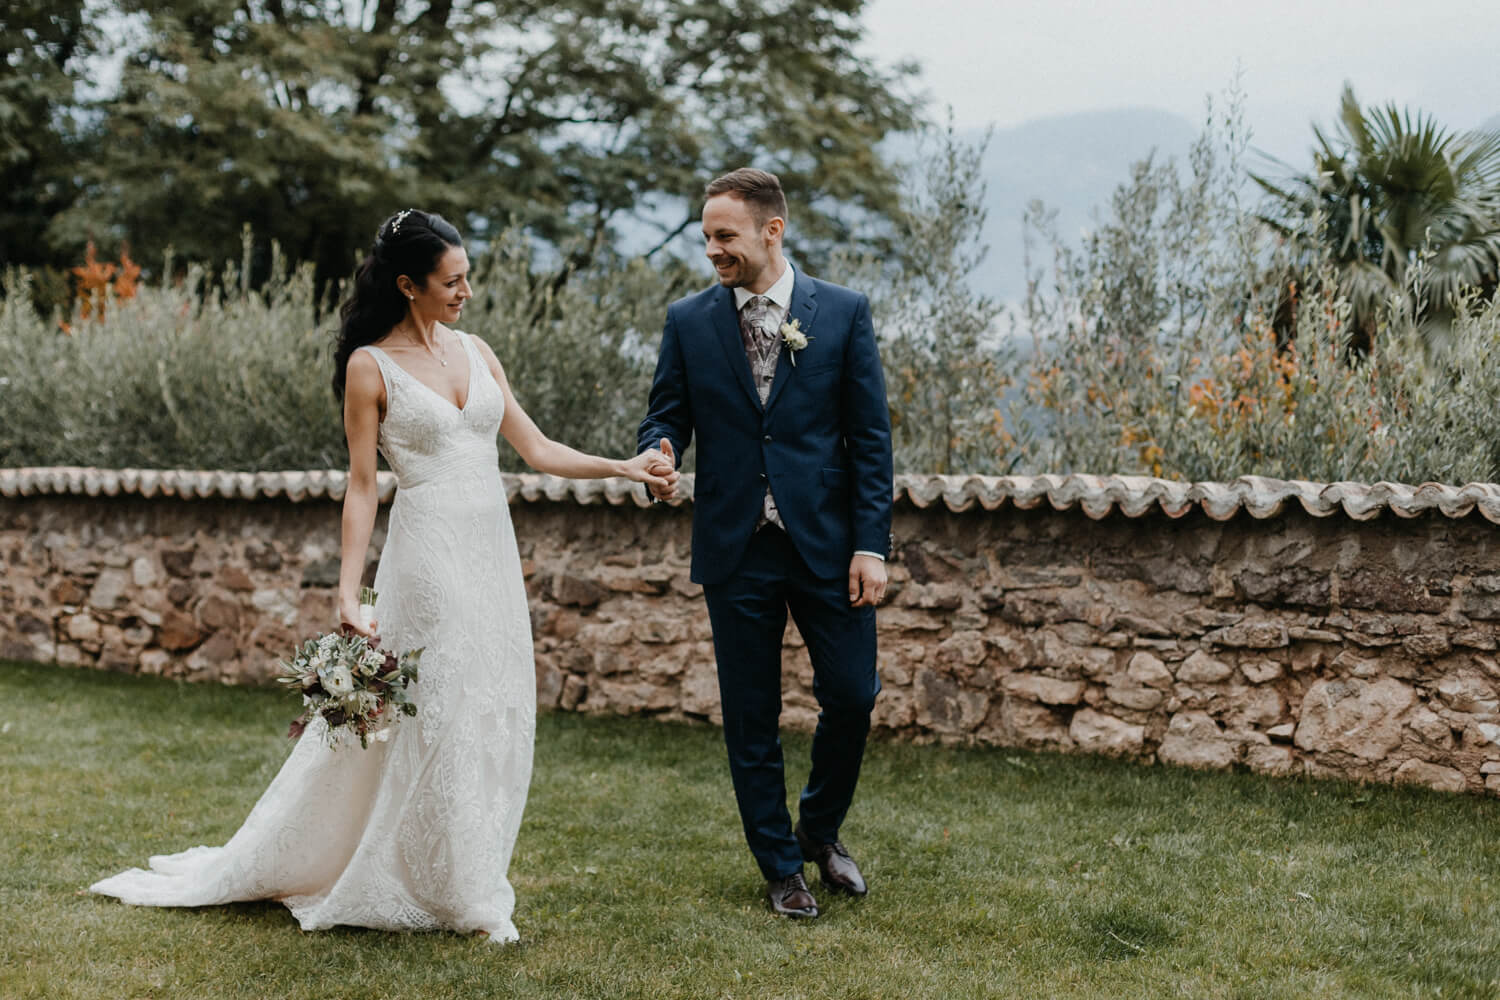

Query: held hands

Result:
[627,438,680,499]
[643,439,679,502]
[848,553,887,607]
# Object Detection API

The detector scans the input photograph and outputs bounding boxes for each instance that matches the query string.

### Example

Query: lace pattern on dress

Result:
[90,332,537,941]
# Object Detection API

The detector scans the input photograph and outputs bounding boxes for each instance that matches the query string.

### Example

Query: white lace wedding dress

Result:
[91,332,536,942]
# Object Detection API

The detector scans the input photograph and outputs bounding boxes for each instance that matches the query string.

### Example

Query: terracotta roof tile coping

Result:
[5,467,1500,522]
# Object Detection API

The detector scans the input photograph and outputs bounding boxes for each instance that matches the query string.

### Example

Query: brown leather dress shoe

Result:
[795,823,868,896]
[765,871,819,918]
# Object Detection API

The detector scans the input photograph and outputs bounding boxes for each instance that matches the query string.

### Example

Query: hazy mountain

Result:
[948,108,1199,303]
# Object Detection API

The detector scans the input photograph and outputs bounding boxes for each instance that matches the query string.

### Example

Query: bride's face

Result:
[404,246,471,324]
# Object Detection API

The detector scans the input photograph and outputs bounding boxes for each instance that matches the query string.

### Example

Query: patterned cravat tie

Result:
[740,295,772,354]
[740,295,780,405]
[738,294,785,530]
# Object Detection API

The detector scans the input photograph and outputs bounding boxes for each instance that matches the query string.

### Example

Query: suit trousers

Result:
[701,524,880,880]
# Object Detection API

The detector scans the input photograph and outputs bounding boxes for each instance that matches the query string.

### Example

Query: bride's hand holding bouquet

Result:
[279,588,422,748]
[339,584,380,641]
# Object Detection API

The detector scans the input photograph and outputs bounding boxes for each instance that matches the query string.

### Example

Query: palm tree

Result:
[1253,85,1500,351]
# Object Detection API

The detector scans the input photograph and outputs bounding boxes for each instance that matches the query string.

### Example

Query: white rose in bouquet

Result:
[322,664,356,696]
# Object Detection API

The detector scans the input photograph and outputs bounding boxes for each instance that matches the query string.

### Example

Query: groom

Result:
[638,168,893,918]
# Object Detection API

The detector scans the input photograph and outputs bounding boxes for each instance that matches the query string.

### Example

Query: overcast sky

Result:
[861,0,1499,161]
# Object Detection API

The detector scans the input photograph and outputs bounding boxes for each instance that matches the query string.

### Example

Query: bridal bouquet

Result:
[278,589,422,749]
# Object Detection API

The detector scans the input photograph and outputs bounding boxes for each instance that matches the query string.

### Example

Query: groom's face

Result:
[702,193,776,289]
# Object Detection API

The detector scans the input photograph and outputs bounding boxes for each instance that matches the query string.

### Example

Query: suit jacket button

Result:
[763,435,772,442]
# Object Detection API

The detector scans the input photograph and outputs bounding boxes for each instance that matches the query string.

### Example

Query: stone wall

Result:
[4,469,1500,796]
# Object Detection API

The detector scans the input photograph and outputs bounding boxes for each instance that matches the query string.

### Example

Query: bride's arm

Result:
[337,352,384,638]
[476,338,677,489]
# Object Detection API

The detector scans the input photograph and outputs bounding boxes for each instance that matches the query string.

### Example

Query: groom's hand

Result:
[647,438,678,501]
[848,554,887,607]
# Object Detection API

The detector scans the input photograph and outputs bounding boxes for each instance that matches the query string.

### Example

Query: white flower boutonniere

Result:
[780,318,812,365]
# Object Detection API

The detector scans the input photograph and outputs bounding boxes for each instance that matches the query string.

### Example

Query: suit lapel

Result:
[763,274,818,417]
[710,286,763,411]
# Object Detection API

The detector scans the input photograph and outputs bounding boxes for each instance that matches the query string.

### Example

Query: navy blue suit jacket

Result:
[638,272,894,586]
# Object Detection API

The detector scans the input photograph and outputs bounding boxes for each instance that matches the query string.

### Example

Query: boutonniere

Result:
[780,318,812,365]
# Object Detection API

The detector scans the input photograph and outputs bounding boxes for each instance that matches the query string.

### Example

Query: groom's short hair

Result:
[705,168,788,229]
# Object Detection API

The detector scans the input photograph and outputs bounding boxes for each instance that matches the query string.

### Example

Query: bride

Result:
[90,209,676,942]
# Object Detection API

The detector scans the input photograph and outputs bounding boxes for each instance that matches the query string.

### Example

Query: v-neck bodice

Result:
[359,333,506,489]
[93,331,536,943]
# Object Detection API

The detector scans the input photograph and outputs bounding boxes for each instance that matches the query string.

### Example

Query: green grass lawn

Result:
[1,658,1497,999]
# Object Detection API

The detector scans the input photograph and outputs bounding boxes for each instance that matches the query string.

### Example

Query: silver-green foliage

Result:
[0,130,1014,477]
[11,98,1500,484]
[847,124,1015,474]
[1017,87,1259,479]
[0,231,690,472]
[1016,87,1500,486]
[0,240,341,470]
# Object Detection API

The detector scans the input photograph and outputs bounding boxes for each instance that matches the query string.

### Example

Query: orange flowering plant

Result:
[60,242,142,332]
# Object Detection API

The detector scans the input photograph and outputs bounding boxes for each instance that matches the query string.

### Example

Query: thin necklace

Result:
[404,326,448,367]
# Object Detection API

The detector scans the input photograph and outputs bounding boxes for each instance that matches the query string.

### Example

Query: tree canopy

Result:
[5,0,921,294]
[1,0,94,284]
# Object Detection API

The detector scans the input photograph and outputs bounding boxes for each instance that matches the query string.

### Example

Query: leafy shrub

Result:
[9,103,1500,486]
[1,240,342,470]
[847,124,1016,474]
[0,232,693,472]
[1013,88,1500,486]
[0,130,1012,478]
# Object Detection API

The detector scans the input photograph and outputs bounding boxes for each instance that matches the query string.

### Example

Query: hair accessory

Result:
[389,209,414,236]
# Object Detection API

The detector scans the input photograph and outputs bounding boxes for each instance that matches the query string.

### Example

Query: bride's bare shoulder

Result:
[345,349,385,393]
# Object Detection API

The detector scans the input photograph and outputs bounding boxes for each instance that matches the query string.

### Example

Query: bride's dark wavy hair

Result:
[332,209,464,401]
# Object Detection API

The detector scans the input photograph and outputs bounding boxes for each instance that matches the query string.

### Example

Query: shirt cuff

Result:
[853,550,885,561]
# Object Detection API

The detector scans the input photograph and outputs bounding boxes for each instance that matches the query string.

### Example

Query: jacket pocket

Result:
[821,467,849,489]
[799,360,839,378]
